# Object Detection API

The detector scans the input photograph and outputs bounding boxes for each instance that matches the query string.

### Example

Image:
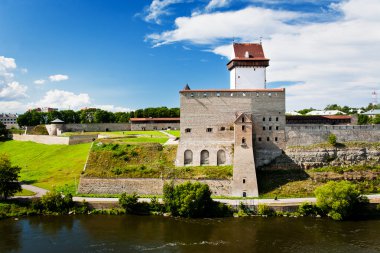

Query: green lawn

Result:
[166,130,180,137]
[0,140,91,194]
[14,189,36,196]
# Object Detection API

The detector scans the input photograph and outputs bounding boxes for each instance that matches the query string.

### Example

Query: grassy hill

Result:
[0,140,91,194]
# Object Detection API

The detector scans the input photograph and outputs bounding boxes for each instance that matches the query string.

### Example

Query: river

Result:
[1,215,380,253]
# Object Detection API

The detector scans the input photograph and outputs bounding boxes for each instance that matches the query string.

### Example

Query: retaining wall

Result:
[12,134,97,145]
[64,123,131,132]
[78,177,231,196]
[286,125,380,146]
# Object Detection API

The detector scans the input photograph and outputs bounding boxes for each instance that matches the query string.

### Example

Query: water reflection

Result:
[1,215,380,253]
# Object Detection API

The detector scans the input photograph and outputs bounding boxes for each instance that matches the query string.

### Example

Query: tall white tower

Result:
[227,43,269,89]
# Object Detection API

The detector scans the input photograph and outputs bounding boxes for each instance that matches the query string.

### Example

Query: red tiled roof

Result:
[323,115,352,120]
[232,43,268,60]
[130,118,180,122]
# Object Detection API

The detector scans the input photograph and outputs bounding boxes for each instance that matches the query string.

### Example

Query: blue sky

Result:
[0,0,379,113]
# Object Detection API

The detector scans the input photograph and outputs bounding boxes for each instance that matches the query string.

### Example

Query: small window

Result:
[263,126,265,131]
[268,92,272,97]
[220,126,225,131]
[269,126,272,131]
[276,117,279,121]
[243,179,246,184]
[263,117,265,121]
[242,117,245,123]
[206,128,213,132]
[276,126,279,130]
[185,128,191,133]
[269,117,272,121]
[242,138,246,144]
[267,137,270,141]
[242,125,245,131]
[243,192,247,197]
[230,126,234,130]
[258,137,262,142]
[275,137,278,142]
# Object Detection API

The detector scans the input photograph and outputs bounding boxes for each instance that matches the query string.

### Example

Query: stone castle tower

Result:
[176,43,285,197]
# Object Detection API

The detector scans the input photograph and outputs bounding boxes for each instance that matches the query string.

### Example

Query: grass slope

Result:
[166,130,180,137]
[0,140,91,194]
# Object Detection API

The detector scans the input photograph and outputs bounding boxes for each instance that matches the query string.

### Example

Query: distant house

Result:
[32,107,58,113]
[0,113,19,129]
[362,109,380,118]
[286,111,301,116]
[306,110,346,116]
[130,118,180,131]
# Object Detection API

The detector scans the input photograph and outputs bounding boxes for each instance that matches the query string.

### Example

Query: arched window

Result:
[200,150,209,165]
[217,150,226,166]
[184,150,193,165]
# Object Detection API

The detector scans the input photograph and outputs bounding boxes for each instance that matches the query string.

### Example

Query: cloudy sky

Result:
[0,0,379,113]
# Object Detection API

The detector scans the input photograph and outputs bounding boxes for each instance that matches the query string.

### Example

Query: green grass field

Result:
[0,140,91,194]
[166,130,180,137]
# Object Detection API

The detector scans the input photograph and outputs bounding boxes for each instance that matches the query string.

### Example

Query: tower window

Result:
[276,117,279,121]
[242,117,245,123]
[269,126,272,131]
[276,126,279,130]
[206,128,213,133]
[275,137,278,142]
[263,126,266,131]
[267,137,270,141]
[263,117,265,121]
[243,179,246,184]
[258,137,262,142]
[185,128,191,133]
[242,125,245,131]
[242,138,246,145]
[269,117,272,121]
[220,126,225,131]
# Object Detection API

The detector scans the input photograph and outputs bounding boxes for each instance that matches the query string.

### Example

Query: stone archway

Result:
[200,150,209,165]
[184,150,193,165]
[217,150,226,165]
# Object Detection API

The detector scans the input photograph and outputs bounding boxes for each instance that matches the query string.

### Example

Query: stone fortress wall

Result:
[176,89,286,168]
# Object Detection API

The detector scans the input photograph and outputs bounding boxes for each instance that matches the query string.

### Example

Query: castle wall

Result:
[63,123,131,132]
[286,125,380,147]
[131,122,180,131]
[78,177,231,196]
[11,134,97,145]
[176,89,286,167]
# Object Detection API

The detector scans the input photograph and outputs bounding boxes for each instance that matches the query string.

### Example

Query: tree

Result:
[297,108,315,115]
[40,191,74,213]
[0,122,8,137]
[314,181,368,220]
[0,154,22,200]
[328,134,337,146]
[163,181,214,218]
[357,114,370,125]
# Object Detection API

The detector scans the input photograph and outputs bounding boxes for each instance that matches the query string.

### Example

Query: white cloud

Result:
[34,79,46,85]
[145,0,184,24]
[31,89,91,110]
[205,0,231,12]
[147,0,380,110]
[0,81,28,100]
[0,101,27,113]
[95,104,133,112]
[0,56,17,80]
[49,74,69,82]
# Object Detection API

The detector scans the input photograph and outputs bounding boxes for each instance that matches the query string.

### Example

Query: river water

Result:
[1,215,380,253]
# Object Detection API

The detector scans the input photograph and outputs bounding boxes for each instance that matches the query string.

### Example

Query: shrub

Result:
[298,202,321,216]
[328,134,337,146]
[40,191,74,214]
[163,181,229,218]
[119,193,150,214]
[257,204,275,216]
[314,181,368,220]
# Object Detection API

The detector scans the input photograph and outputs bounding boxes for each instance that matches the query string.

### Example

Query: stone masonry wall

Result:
[131,122,180,131]
[12,134,97,145]
[286,125,380,147]
[78,177,231,196]
[64,123,131,132]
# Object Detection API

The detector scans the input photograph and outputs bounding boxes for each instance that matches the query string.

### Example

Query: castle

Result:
[176,43,285,197]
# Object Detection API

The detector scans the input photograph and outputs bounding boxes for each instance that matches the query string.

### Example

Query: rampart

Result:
[63,123,131,132]
[78,177,231,196]
[285,125,380,147]
[11,134,97,145]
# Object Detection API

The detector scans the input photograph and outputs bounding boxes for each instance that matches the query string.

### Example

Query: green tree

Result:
[0,122,8,137]
[328,134,337,146]
[373,115,380,124]
[297,108,315,115]
[163,181,214,218]
[314,181,368,220]
[0,154,22,200]
[119,192,139,214]
[357,114,370,125]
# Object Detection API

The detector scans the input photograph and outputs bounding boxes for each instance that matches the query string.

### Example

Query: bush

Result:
[119,193,139,214]
[40,191,74,214]
[257,204,275,216]
[163,181,230,218]
[297,202,321,216]
[328,134,337,146]
[314,181,368,220]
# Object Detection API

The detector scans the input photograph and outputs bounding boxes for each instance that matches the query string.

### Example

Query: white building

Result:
[0,113,19,129]
[362,109,380,117]
[306,110,346,116]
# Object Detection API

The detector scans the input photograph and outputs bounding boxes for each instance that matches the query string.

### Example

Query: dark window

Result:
[242,125,245,131]
[242,117,245,123]
[269,117,272,121]
[263,126,265,131]
[185,128,191,133]
[276,126,279,130]
[242,138,246,144]
[269,126,272,131]
[230,126,234,130]
[258,137,262,142]
[206,128,213,132]
[276,117,279,121]
[263,117,265,121]
[220,126,226,131]
[243,179,246,184]
[267,137,270,141]
[275,137,278,142]
[243,192,247,197]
